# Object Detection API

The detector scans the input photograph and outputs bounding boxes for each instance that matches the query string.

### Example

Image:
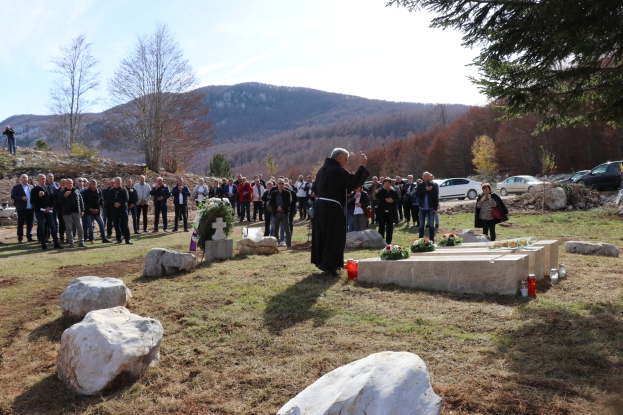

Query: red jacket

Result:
[238,182,253,203]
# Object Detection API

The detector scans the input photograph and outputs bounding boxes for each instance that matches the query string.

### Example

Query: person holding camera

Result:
[3,125,16,155]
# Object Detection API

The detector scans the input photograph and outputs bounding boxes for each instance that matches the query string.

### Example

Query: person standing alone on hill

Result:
[311,148,369,275]
[3,125,16,155]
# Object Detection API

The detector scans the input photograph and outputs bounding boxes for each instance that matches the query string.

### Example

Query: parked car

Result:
[496,176,543,196]
[433,178,482,200]
[556,170,589,184]
[576,161,623,190]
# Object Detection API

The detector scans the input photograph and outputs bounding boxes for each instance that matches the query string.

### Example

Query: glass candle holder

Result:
[558,264,566,278]
[520,280,528,297]
[550,268,559,284]
[527,274,537,297]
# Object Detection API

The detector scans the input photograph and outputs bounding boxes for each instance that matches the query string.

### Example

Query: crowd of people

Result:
[5,154,508,256]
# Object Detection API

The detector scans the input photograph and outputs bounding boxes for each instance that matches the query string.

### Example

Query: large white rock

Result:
[143,248,198,277]
[345,229,387,249]
[615,190,623,205]
[60,276,132,321]
[458,229,489,243]
[277,351,442,415]
[57,307,163,395]
[544,187,567,210]
[237,236,279,255]
[565,241,620,257]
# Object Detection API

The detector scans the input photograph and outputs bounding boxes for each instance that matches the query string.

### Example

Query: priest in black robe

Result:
[311,148,369,275]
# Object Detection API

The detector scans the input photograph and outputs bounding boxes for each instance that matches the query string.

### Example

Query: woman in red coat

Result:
[237,177,253,222]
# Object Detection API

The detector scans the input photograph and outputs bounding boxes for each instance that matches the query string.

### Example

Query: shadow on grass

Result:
[11,372,142,414]
[485,303,623,414]
[264,273,341,334]
[28,316,72,343]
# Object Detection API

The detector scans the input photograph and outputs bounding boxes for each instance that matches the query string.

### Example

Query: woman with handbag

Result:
[347,186,370,232]
[474,183,508,241]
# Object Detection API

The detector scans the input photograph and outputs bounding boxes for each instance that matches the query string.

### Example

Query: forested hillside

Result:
[362,105,623,179]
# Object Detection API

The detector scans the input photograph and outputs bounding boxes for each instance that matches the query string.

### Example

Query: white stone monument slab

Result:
[534,240,559,274]
[358,255,529,295]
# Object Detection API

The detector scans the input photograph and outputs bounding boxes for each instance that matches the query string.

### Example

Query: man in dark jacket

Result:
[83,179,111,243]
[106,177,132,244]
[270,178,293,249]
[150,177,170,232]
[31,174,63,250]
[59,179,86,247]
[376,178,399,244]
[3,125,16,155]
[11,174,35,243]
[101,180,114,238]
[125,178,139,234]
[311,149,369,275]
[171,177,191,232]
[415,171,439,242]
[223,178,238,213]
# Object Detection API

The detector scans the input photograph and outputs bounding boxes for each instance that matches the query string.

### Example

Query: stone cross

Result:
[212,217,227,240]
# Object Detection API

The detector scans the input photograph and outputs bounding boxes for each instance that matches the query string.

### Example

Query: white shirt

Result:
[22,184,32,209]
[294,181,307,197]
[196,185,206,201]
[353,194,363,215]
[179,192,184,204]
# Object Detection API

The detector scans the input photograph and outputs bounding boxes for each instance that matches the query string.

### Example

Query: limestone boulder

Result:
[60,276,132,321]
[565,241,620,257]
[458,229,489,243]
[615,189,623,206]
[143,248,198,277]
[544,187,567,210]
[345,230,387,249]
[277,351,442,415]
[57,307,163,395]
[237,236,279,255]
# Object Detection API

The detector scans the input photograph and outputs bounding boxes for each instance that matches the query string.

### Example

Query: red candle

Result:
[527,274,537,297]
[346,259,358,280]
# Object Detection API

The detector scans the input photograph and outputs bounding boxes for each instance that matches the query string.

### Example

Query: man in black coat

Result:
[311,148,369,275]
[31,174,63,250]
[415,171,439,242]
[106,177,132,244]
[270,178,292,248]
[171,177,191,232]
[125,178,140,235]
[58,179,86,247]
[376,177,399,244]
[83,179,111,243]
[150,177,170,232]
[223,178,238,214]
[11,174,34,243]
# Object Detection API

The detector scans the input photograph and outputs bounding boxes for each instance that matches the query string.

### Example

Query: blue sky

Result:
[0,0,485,122]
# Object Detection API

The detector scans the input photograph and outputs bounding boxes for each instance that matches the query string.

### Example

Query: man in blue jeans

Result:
[415,171,439,242]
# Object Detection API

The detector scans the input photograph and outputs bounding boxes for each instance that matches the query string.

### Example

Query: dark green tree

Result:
[388,0,623,131]
[209,153,233,178]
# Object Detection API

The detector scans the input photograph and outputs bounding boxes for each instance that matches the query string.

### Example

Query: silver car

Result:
[496,175,542,196]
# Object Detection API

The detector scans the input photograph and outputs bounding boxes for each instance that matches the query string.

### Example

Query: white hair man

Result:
[311,148,369,275]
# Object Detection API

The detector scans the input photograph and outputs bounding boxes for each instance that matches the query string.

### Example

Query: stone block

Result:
[417,246,545,281]
[345,229,387,249]
[565,241,620,257]
[60,276,132,321]
[205,238,234,262]
[237,236,278,255]
[143,248,198,277]
[458,229,489,243]
[534,240,559,273]
[358,255,529,295]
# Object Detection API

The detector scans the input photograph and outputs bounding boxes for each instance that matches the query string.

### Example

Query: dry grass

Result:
[0,212,622,415]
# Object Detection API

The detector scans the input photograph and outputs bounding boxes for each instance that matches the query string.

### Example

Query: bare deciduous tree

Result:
[104,24,213,172]
[47,34,99,150]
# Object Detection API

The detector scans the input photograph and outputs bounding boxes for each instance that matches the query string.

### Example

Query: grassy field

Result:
[0,211,622,415]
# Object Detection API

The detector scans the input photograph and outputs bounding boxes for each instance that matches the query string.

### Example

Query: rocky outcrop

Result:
[277,351,442,415]
[565,241,620,257]
[345,230,387,249]
[143,248,198,277]
[60,276,132,321]
[57,307,163,395]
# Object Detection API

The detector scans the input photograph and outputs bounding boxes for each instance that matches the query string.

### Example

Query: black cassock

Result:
[311,157,369,270]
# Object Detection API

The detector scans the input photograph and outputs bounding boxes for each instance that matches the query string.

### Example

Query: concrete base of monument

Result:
[357,255,530,295]
[430,246,545,280]
[204,239,234,262]
[534,240,559,273]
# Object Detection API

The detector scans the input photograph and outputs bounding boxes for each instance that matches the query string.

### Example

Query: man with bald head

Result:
[11,174,34,243]
[59,179,86,247]
[31,174,63,250]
